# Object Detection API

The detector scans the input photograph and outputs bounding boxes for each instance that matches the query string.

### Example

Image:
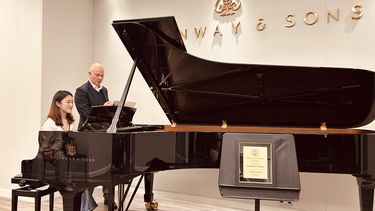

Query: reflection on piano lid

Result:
[78,105,136,131]
[112,17,375,129]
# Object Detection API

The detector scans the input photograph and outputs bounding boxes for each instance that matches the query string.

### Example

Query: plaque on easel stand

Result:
[219,133,300,211]
[240,143,272,184]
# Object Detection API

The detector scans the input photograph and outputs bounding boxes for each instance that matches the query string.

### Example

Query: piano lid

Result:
[112,16,375,128]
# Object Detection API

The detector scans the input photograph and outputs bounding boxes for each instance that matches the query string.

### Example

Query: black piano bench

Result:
[11,185,57,211]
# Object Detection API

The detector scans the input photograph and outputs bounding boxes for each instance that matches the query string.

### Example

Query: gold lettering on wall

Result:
[352,4,363,19]
[180,29,187,40]
[327,9,339,23]
[285,14,295,27]
[194,27,207,38]
[179,3,364,39]
[214,25,223,36]
[304,11,318,25]
[232,21,241,34]
[256,19,266,31]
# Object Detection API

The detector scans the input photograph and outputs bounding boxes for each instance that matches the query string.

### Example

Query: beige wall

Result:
[0,0,42,194]
[41,0,94,126]
[0,0,93,197]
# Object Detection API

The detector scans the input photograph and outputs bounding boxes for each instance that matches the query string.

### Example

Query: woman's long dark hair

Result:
[47,90,74,126]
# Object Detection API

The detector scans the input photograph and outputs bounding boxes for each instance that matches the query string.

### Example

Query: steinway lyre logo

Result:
[215,0,241,16]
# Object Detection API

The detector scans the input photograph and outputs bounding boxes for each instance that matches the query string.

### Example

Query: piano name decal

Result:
[54,156,95,163]
[180,4,363,39]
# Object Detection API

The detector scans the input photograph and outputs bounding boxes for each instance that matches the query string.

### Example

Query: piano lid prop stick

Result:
[107,59,138,133]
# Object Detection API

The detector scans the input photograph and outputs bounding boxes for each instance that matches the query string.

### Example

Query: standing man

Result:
[74,63,117,209]
[75,63,113,128]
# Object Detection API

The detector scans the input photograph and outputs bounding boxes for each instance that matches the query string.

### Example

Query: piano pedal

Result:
[145,200,158,211]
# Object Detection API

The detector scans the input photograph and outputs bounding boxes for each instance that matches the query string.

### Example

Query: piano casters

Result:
[145,201,159,211]
[144,173,159,211]
[356,177,375,211]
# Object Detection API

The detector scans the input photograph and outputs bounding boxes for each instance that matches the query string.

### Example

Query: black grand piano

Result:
[12,16,375,211]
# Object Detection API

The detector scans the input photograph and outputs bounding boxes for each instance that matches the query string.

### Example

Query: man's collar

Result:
[89,80,103,92]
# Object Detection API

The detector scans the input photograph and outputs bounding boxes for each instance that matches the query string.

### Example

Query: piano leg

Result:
[107,186,116,211]
[144,173,154,203]
[144,173,158,210]
[60,191,82,211]
[356,177,375,211]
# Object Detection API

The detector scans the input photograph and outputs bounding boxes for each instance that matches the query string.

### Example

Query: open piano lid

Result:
[112,16,375,128]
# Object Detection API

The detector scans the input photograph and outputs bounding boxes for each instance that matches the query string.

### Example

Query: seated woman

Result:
[39,90,97,211]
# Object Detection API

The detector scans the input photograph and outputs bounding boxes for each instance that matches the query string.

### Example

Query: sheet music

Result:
[113,101,136,108]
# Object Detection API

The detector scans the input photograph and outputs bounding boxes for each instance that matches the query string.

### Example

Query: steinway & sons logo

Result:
[179,2,363,40]
[215,0,241,16]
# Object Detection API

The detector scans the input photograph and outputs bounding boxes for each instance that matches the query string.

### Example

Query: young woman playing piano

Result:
[40,90,97,211]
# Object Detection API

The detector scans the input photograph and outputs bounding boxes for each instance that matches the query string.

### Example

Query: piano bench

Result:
[11,185,56,211]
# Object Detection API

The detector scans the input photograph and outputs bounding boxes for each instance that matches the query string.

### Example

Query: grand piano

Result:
[12,16,375,211]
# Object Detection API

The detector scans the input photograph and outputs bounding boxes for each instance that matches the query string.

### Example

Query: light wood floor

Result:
[1,187,247,211]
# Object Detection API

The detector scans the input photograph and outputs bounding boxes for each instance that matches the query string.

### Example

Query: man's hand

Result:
[103,100,114,106]
[42,150,54,161]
